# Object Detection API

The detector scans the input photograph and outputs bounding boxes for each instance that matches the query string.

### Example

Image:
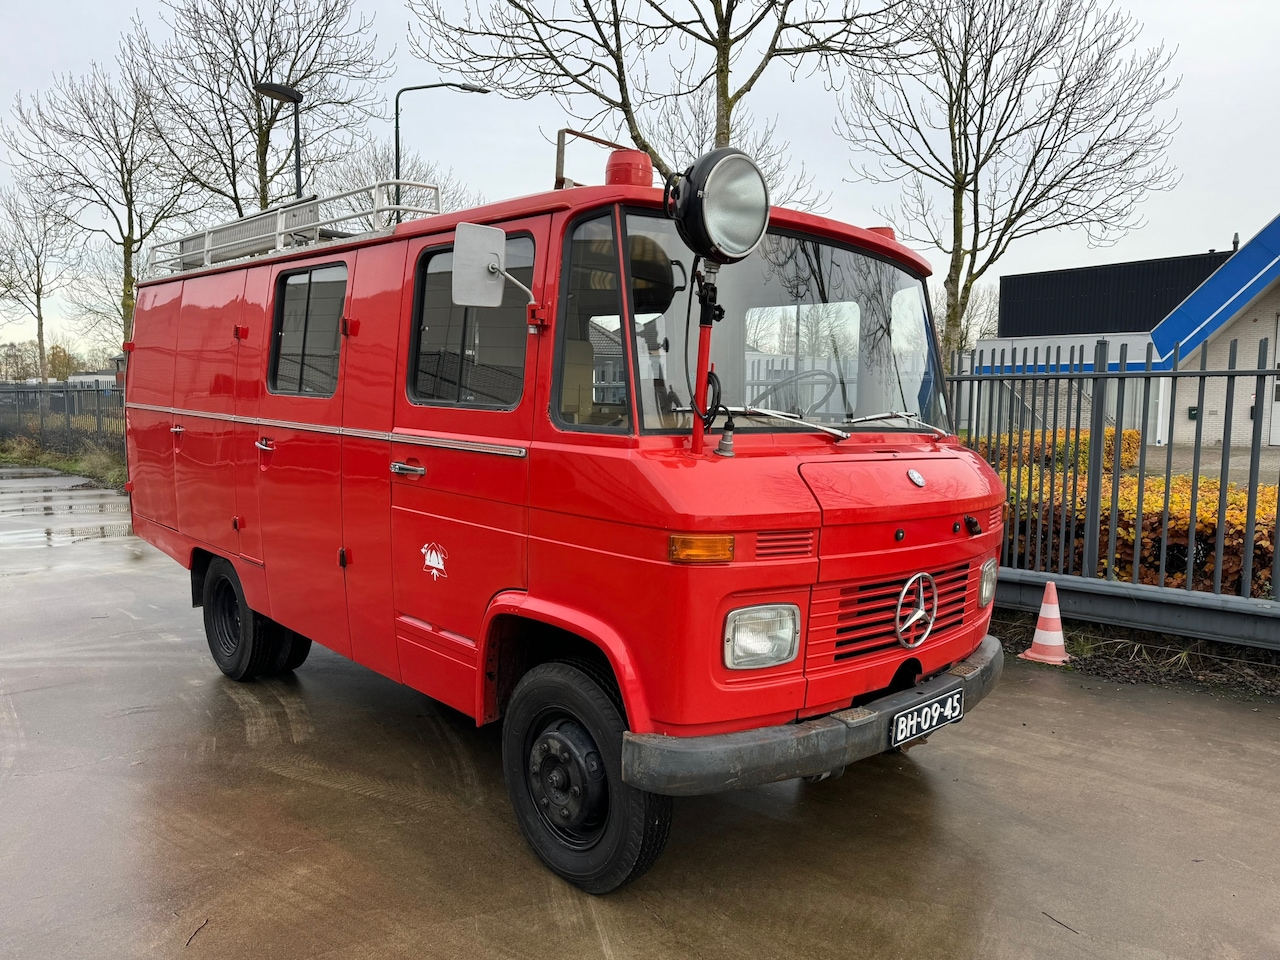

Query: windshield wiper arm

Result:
[842,410,949,438]
[729,406,850,440]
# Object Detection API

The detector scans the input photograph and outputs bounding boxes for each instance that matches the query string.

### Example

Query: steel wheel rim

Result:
[524,709,610,850]
[209,578,241,660]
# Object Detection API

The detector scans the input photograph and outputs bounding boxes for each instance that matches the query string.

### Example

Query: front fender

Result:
[478,592,654,733]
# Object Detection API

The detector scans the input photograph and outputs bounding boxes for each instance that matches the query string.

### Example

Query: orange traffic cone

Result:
[1019,581,1071,665]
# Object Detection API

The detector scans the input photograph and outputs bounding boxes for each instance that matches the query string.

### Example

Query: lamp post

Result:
[394,82,490,222]
[253,81,305,200]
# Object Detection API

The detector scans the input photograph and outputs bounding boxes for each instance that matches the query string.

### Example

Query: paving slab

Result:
[1,466,1277,959]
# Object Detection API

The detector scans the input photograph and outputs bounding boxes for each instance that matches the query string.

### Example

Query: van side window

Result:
[410,236,535,408]
[555,214,631,430]
[269,264,347,396]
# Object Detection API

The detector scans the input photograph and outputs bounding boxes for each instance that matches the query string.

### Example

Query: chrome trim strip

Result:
[126,402,529,458]
[391,432,527,458]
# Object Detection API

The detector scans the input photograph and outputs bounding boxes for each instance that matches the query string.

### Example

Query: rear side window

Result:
[269,264,348,396]
[409,236,535,408]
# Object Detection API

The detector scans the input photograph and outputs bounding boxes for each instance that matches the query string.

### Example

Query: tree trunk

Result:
[36,302,47,385]
[257,130,272,211]
[122,240,136,345]
[715,32,731,148]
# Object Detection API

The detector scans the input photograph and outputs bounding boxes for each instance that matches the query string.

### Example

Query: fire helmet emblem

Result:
[420,542,448,581]
[895,572,938,649]
[907,468,926,488]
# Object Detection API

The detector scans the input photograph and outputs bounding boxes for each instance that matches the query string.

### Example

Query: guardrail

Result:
[949,338,1280,649]
[0,383,125,458]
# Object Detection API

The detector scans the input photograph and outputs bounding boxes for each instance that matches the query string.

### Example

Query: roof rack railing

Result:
[149,180,441,275]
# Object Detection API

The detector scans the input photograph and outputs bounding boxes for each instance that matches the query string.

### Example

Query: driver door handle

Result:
[390,461,426,477]
[255,438,275,452]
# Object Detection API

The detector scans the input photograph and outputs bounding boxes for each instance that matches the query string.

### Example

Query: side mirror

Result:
[452,222,508,308]
[452,221,535,307]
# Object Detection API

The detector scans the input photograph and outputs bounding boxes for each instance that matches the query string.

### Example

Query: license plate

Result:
[890,689,964,747]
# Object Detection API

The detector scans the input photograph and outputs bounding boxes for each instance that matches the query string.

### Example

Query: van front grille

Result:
[807,562,973,668]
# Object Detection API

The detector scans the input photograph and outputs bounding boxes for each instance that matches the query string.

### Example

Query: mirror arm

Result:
[485,261,543,333]
[486,261,535,304]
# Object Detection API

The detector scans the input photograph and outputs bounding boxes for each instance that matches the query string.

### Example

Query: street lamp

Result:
[254,81,305,200]
[394,82,490,222]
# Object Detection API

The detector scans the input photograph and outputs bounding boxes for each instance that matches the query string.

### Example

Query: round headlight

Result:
[668,148,770,265]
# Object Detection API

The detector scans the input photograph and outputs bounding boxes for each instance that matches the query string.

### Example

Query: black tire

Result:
[201,557,276,681]
[262,626,312,676]
[502,661,672,894]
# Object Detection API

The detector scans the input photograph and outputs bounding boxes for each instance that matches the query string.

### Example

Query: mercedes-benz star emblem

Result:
[907,469,926,488]
[895,572,938,649]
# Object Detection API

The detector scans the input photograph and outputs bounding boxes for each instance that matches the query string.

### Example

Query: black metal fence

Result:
[949,339,1280,650]
[0,382,126,458]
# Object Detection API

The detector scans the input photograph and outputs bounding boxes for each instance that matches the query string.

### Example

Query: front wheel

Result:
[502,662,672,894]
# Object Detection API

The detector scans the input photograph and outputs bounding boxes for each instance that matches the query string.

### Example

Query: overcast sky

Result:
[3,0,1279,349]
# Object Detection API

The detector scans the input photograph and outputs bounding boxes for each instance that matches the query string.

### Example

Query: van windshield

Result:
[624,213,949,435]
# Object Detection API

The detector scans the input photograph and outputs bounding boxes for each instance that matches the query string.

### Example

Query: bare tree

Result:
[0,182,76,382]
[0,341,40,382]
[134,0,393,216]
[930,281,997,352]
[4,58,194,342]
[645,86,828,211]
[408,0,903,178]
[311,137,485,231]
[64,240,140,356]
[839,0,1178,365]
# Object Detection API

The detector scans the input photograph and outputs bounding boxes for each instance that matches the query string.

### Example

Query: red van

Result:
[126,147,1004,893]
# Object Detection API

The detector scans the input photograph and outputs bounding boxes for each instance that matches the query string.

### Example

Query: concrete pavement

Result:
[1,466,1277,959]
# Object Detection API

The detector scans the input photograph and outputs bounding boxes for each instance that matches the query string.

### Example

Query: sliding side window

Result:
[269,264,348,396]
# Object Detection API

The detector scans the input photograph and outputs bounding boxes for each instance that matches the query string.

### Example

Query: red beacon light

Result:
[605,149,654,187]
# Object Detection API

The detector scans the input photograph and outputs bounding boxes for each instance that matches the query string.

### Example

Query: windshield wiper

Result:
[842,411,949,438]
[729,406,851,440]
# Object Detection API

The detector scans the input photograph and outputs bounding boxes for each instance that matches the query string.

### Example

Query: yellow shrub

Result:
[1003,469,1277,599]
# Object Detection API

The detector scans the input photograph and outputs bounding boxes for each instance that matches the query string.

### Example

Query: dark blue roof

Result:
[999,251,1231,338]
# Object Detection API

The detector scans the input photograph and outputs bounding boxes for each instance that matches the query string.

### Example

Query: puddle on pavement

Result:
[0,524,134,546]
[0,475,133,546]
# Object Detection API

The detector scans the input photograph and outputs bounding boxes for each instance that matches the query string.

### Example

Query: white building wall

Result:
[1171,284,1280,446]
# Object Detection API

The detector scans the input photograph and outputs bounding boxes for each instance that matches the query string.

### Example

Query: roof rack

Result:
[149,180,441,275]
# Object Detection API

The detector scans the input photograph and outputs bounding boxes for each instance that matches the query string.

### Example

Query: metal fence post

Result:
[1081,340,1109,577]
[1242,339,1269,597]
[64,388,73,454]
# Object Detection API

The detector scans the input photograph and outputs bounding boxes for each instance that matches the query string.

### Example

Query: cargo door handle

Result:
[255,438,275,452]
[170,425,185,434]
[390,461,425,476]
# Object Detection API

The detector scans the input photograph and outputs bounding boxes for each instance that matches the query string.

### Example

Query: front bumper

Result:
[622,634,1004,796]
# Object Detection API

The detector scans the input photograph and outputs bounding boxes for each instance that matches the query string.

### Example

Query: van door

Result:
[389,219,546,715]
[172,271,244,556]
[125,282,182,530]
[340,242,408,682]
[255,257,352,658]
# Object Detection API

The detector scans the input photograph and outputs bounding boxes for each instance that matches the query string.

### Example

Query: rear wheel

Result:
[201,557,275,681]
[502,662,672,894]
[263,627,312,675]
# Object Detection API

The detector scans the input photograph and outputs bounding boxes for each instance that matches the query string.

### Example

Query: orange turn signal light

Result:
[669,534,735,563]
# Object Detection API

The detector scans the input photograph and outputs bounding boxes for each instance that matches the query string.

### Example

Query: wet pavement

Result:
[1,465,1278,959]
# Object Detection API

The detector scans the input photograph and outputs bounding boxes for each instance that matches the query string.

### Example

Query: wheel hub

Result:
[528,719,607,837]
